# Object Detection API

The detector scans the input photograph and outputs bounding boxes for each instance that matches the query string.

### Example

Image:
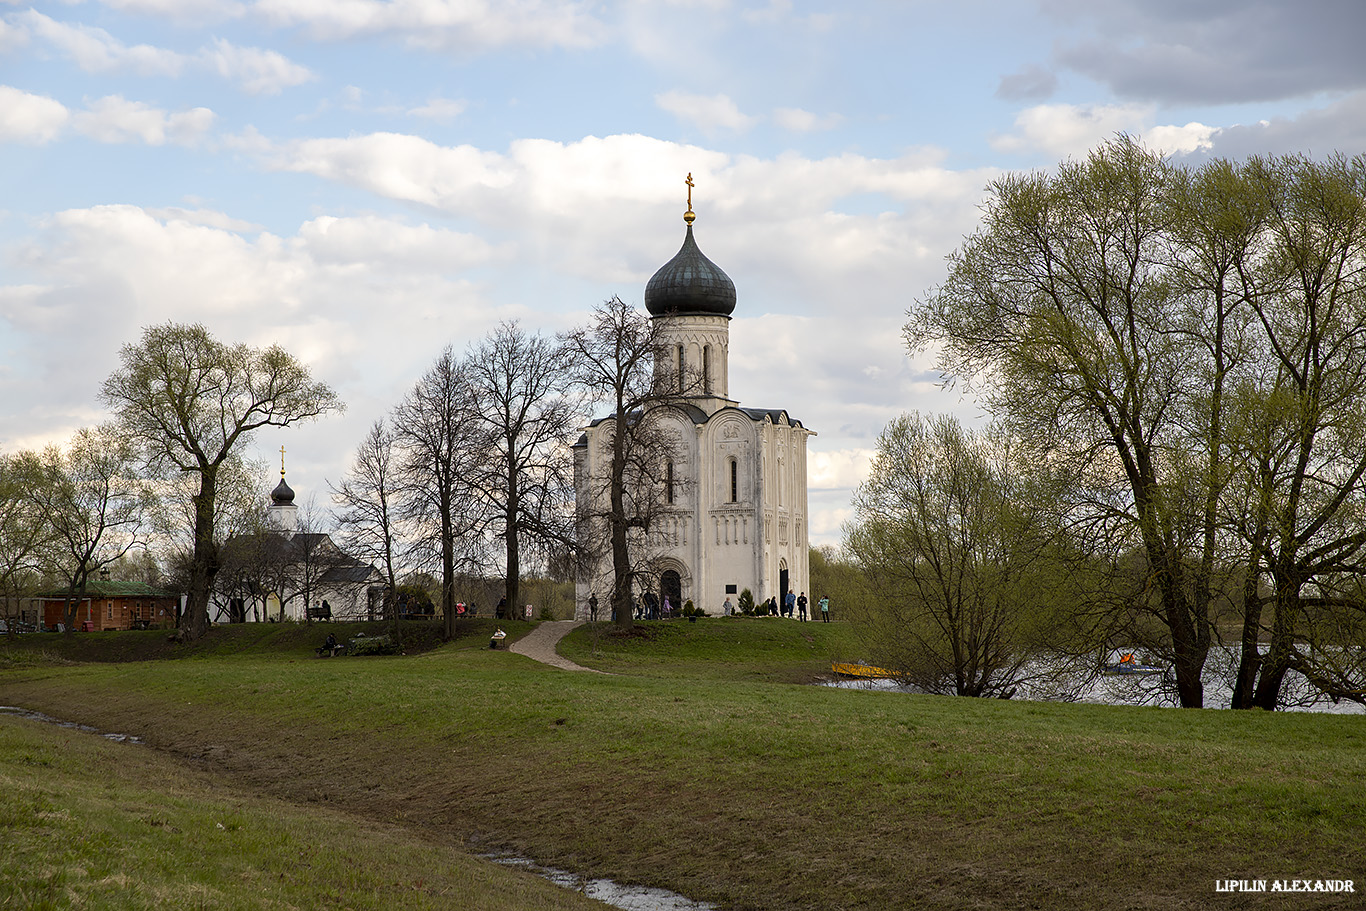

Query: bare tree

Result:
[463,322,578,617]
[561,296,680,628]
[164,455,270,623]
[332,419,403,629]
[102,322,342,640]
[392,347,489,638]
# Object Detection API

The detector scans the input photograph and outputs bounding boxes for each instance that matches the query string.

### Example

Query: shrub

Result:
[347,634,399,656]
[738,589,755,616]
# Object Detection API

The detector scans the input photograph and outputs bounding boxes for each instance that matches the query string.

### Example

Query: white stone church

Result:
[574,190,814,618]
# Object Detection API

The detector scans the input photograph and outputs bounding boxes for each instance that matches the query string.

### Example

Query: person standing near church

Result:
[819,595,830,622]
[784,589,796,618]
[588,592,598,622]
[797,592,808,621]
[723,596,733,616]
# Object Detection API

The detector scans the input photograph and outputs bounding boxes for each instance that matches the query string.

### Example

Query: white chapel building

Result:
[574,191,814,618]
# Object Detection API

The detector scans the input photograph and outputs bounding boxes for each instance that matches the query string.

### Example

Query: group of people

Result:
[587,590,834,622]
[720,591,831,621]
[585,591,676,622]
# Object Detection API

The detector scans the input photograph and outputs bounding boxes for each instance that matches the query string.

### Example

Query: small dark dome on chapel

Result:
[271,477,295,505]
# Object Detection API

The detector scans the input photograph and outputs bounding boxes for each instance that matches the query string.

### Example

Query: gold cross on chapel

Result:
[684,172,695,224]
[279,445,287,477]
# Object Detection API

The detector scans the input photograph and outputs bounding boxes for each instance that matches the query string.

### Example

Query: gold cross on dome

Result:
[684,173,696,224]
[280,445,286,477]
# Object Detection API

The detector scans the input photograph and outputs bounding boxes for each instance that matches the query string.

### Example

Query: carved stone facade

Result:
[574,214,813,618]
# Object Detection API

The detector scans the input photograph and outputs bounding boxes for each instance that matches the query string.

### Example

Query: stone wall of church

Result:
[574,405,812,620]
[652,313,731,402]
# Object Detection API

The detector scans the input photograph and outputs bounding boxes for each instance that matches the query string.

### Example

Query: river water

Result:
[825,646,1366,714]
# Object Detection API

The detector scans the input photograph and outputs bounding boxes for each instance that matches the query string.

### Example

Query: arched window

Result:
[666,460,675,505]
[677,345,685,393]
[729,457,738,503]
[703,345,712,395]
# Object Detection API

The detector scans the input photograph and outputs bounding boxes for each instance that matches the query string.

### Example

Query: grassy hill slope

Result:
[2,617,1362,910]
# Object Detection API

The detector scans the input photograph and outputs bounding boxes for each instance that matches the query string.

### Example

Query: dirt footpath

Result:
[508,620,604,673]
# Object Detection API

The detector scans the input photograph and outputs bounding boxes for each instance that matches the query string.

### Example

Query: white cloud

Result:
[16,10,313,94]
[656,91,757,135]
[1143,121,1218,155]
[0,85,69,144]
[202,38,315,95]
[773,106,842,133]
[19,10,187,77]
[259,131,992,323]
[0,205,516,460]
[144,207,263,233]
[253,0,608,51]
[409,97,467,121]
[95,0,248,22]
[991,102,1156,159]
[71,96,215,145]
[809,448,874,491]
[0,17,29,54]
[991,102,1223,160]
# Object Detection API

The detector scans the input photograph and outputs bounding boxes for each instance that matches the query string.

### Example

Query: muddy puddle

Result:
[482,854,717,911]
[0,705,144,742]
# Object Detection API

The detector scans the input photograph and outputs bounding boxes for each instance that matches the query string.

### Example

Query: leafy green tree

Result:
[1222,153,1366,708]
[910,137,1218,706]
[0,451,53,635]
[27,426,154,633]
[102,322,342,641]
[845,413,1066,697]
[808,545,875,622]
[912,137,1366,709]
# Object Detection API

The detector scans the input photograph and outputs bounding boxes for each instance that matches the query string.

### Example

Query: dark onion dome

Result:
[271,476,295,505]
[644,224,736,317]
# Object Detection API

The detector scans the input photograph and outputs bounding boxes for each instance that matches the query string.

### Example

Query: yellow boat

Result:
[831,661,896,679]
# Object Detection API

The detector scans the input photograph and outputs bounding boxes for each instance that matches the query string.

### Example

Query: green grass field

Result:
[2,617,1363,910]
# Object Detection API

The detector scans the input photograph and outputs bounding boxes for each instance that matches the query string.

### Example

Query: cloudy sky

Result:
[3,0,1365,548]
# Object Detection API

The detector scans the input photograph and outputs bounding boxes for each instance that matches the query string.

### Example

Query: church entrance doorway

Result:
[660,570,682,617]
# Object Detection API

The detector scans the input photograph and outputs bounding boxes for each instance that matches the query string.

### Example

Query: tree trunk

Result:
[1250,575,1298,710]
[1231,574,1264,709]
[505,470,521,619]
[440,488,456,640]
[181,469,219,641]
[609,456,633,630]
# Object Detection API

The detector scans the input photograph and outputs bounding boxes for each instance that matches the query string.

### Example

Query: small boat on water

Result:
[831,661,897,679]
[1102,651,1165,676]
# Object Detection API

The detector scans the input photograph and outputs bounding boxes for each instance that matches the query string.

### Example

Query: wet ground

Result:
[2,704,714,911]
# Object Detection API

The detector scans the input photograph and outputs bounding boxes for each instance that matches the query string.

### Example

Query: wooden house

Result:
[37,580,180,632]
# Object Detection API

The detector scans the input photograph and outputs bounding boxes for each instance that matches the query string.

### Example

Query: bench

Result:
[306,605,332,621]
[315,643,346,658]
